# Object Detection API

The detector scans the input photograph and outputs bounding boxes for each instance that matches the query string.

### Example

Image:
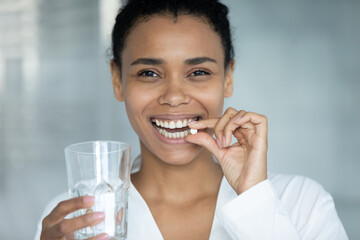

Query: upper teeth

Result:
[153,118,193,129]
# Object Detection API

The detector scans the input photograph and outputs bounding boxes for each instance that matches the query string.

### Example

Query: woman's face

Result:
[111,14,234,165]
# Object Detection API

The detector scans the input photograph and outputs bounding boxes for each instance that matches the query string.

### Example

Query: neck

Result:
[131,142,223,205]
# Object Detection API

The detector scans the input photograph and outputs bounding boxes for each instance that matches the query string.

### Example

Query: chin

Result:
[141,138,204,167]
[159,151,201,166]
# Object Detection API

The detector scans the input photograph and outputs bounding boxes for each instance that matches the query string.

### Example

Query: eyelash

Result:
[189,69,211,77]
[138,70,159,78]
[137,69,211,80]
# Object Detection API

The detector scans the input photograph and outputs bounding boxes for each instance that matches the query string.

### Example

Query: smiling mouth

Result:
[150,116,201,139]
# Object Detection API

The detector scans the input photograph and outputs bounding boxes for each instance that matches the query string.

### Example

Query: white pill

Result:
[190,129,198,135]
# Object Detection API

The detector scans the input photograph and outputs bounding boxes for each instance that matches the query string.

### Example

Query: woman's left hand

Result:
[185,108,268,195]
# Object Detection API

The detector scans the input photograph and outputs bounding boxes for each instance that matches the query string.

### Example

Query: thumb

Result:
[185,132,223,160]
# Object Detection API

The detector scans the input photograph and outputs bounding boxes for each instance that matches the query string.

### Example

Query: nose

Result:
[158,77,191,107]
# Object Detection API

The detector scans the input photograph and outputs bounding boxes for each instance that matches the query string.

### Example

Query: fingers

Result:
[223,110,251,147]
[233,111,268,137]
[43,196,95,227]
[87,233,111,240]
[46,212,105,238]
[188,108,240,148]
[219,110,267,148]
[185,132,224,161]
[188,118,218,129]
[40,196,112,240]
[187,108,268,149]
[188,118,220,148]
[215,108,246,148]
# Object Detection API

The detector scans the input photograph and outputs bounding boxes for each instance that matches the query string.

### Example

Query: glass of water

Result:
[65,141,130,240]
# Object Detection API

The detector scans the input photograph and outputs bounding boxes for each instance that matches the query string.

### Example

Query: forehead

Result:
[122,14,224,65]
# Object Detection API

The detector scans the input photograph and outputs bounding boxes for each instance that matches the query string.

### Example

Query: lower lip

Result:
[151,123,189,144]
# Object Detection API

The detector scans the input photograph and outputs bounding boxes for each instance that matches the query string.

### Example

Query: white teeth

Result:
[155,126,191,139]
[153,118,198,128]
[188,119,195,125]
[169,121,176,129]
[152,117,200,139]
[176,120,182,128]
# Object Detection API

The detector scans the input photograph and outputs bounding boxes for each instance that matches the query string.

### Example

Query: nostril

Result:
[158,86,191,106]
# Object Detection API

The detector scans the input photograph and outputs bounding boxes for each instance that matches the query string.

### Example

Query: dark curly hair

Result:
[111,0,234,72]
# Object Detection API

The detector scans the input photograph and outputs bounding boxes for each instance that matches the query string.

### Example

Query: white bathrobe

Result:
[35,156,348,239]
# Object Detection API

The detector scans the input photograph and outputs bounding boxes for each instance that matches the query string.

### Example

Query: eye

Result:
[138,70,159,78]
[189,69,211,77]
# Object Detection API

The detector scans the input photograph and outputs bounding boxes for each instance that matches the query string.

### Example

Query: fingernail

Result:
[86,208,93,214]
[222,136,226,148]
[188,121,197,125]
[96,233,110,240]
[216,138,221,149]
[226,133,232,147]
[93,212,105,220]
[83,196,94,204]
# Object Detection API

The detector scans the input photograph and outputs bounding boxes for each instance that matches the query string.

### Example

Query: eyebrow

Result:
[184,57,217,65]
[131,58,165,66]
[130,57,217,66]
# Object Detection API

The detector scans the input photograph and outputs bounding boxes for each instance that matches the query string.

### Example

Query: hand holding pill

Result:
[185,108,268,195]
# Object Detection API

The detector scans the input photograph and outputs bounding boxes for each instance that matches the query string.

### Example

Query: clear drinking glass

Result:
[65,141,130,240]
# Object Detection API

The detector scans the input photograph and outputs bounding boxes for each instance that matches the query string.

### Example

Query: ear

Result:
[224,59,235,98]
[110,60,124,102]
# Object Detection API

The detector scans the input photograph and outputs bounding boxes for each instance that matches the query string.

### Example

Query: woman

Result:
[37,0,347,239]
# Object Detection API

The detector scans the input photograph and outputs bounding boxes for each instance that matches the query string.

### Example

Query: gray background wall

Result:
[0,0,359,239]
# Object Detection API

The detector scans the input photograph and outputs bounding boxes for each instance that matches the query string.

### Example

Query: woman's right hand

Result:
[40,196,109,240]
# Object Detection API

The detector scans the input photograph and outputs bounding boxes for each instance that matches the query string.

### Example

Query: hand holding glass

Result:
[65,141,130,240]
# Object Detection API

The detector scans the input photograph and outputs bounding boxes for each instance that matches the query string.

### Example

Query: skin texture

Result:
[41,14,268,240]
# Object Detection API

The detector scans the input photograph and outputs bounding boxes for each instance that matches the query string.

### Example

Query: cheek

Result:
[194,82,225,117]
[123,84,152,131]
